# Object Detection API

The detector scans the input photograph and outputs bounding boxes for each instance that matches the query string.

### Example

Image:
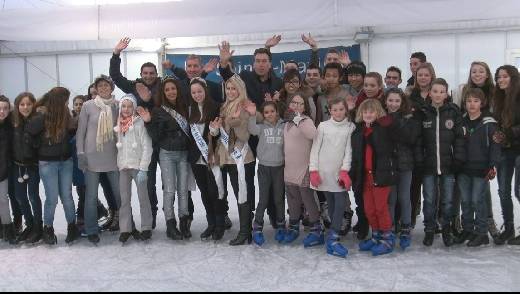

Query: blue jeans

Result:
[497,149,520,225]
[389,170,413,226]
[39,159,76,226]
[423,174,455,232]
[159,149,189,220]
[85,170,121,235]
[13,164,42,225]
[458,174,488,235]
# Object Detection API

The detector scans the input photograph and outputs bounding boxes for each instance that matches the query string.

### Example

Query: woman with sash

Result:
[139,78,191,240]
[187,78,227,241]
[211,75,256,246]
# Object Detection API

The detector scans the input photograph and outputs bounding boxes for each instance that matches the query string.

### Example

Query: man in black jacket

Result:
[162,55,223,104]
[109,37,162,228]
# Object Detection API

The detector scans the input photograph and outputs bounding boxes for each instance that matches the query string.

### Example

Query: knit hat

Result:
[115,94,138,149]
[94,74,115,91]
[345,61,367,77]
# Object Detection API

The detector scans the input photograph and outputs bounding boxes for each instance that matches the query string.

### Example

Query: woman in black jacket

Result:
[493,65,520,245]
[140,78,192,240]
[11,92,42,244]
[384,88,420,249]
[26,87,79,245]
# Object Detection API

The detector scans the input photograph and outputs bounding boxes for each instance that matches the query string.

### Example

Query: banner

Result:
[165,45,361,83]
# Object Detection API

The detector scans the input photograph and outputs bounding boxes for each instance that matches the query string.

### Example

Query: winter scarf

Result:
[94,95,115,152]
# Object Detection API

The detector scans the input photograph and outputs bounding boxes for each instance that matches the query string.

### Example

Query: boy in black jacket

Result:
[415,78,466,247]
[456,88,501,247]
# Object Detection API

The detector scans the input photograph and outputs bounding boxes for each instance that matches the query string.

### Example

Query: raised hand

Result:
[136,83,152,102]
[203,58,219,74]
[162,59,173,70]
[265,35,282,49]
[301,33,317,50]
[244,101,257,116]
[136,106,151,123]
[272,91,281,102]
[218,41,235,67]
[114,37,131,55]
[339,50,351,67]
[210,117,223,130]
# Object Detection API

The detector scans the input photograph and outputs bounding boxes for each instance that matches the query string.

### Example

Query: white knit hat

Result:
[115,94,139,149]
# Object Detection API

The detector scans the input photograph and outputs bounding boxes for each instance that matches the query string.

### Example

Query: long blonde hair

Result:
[221,75,249,118]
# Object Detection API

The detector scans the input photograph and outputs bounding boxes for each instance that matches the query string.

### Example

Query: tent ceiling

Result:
[0,0,519,41]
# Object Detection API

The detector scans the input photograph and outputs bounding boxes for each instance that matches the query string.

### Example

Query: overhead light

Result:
[354,28,374,43]
[140,39,165,52]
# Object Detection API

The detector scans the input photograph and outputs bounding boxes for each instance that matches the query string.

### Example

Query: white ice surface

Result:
[1,171,520,292]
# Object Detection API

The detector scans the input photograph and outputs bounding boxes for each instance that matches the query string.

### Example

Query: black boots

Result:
[179,216,192,239]
[42,225,57,245]
[3,224,17,245]
[339,211,353,236]
[200,215,216,240]
[16,221,33,243]
[423,231,435,247]
[467,234,489,247]
[213,215,226,241]
[454,231,475,245]
[65,223,80,244]
[88,234,100,245]
[26,221,43,244]
[166,219,183,240]
[224,215,233,230]
[229,203,252,246]
[495,223,515,245]
[442,225,454,247]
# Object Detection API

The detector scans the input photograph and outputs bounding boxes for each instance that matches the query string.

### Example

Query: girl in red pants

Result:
[350,99,398,256]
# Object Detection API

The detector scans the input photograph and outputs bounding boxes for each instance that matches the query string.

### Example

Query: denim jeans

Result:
[159,149,189,220]
[39,159,76,227]
[458,174,488,235]
[84,170,121,235]
[325,191,350,232]
[389,170,413,227]
[0,180,12,224]
[423,174,455,232]
[13,164,42,225]
[497,149,520,225]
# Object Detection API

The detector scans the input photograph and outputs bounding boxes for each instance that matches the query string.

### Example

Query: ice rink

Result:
[1,172,520,292]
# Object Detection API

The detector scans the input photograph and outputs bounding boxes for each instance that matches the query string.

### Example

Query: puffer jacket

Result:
[350,118,398,193]
[145,106,190,152]
[390,111,421,172]
[415,102,466,175]
[116,117,153,171]
[12,117,38,166]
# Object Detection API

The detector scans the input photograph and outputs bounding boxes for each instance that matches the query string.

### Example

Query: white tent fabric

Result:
[0,0,519,41]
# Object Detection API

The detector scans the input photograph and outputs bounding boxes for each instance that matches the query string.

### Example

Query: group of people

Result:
[0,33,519,259]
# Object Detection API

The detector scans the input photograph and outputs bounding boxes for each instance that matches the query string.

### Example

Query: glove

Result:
[485,168,497,181]
[137,170,148,184]
[310,171,322,188]
[293,112,304,126]
[338,170,352,190]
[77,153,87,171]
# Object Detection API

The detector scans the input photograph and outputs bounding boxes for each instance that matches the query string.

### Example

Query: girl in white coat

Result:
[309,97,355,258]
[115,94,153,244]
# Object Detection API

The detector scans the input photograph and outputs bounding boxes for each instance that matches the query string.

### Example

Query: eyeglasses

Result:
[290,101,305,106]
[285,80,300,86]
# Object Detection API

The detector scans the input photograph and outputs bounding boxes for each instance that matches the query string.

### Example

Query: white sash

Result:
[189,123,225,198]
[219,127,249,204]
[162,105,190,137]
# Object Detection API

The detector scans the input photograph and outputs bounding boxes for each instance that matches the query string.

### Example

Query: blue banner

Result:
[166,45,361,83]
